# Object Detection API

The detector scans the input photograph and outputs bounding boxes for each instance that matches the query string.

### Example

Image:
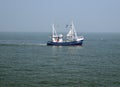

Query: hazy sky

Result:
[0,0,120,32]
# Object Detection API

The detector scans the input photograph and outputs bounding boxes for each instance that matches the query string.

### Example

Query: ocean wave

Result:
[0,43,47,46]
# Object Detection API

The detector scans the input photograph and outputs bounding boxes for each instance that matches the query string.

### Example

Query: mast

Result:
[71,21,78,39]
[67,22,78,40]
[52,24,57,37]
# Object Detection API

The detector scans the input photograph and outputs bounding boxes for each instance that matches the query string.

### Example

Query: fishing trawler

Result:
[47,22,84,46]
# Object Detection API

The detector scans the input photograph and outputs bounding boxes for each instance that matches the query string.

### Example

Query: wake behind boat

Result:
[47,22,84,46]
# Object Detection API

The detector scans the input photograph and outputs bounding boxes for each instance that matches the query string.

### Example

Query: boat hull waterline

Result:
[47,40,83,46]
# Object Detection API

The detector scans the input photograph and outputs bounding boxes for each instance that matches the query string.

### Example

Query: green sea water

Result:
[0,32,120,87]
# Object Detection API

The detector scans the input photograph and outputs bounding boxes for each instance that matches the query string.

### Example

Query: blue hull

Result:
[47,40,83,46]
